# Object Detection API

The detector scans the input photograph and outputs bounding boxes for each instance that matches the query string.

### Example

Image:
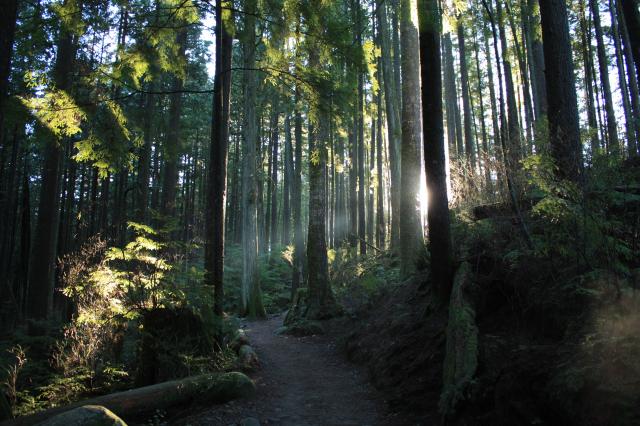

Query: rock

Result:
[238,345,260,370]
[230,330,250,352]
[239,417,261,426]
[35,405,127,426]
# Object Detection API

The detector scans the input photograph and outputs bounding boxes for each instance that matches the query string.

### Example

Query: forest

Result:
[0,0,639,424]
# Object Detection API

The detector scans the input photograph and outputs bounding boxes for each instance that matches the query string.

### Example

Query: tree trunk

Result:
[611,0,637,153]
[617,0,640,156]
[377,0,402,250]
[579,0,601,156]
[27,8,80,319]
[620,0,640,85]
[204,0,232,317]
[291,84,304,298]
[590,0,621,154]
[496,0,522,165]
[269,100,279,249]
[457,20,476,167]
[399,0,424,277]
[419,0,453,300]
[540,0,583,182]
[376,89,385,249]
[136,88,155,223]
[160,30,187,218]
[241,0,265,318]
[483,20,501,166]
[282,114,293,245]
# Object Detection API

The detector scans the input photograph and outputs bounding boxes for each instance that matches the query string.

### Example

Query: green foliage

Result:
[522,151,635,278]
[223,244,292,314]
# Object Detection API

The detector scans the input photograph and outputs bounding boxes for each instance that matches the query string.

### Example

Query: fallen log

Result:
[1,372,255,426]
[440,261,479,417]
[36,405,127,426]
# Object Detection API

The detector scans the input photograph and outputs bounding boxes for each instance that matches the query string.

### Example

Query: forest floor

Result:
[174,314,417,426]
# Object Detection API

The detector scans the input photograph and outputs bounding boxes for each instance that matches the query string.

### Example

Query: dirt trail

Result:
[178,314,412,426]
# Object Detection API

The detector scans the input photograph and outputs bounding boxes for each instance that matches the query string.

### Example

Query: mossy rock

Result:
[196,372,256,404]
[35,405,127,426]
[237,345,259,370]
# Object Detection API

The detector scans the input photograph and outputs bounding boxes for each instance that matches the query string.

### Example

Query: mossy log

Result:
[440,261,479,416]
[2,372,255,426]
[35,405,127,426]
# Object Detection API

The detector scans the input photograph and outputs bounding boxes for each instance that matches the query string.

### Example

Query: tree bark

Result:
[27,5,80,319]
[620,0,640,85]
[399,0,424,277]
[160,29,187,218]
[241,0,266,318]
[540,0,583,182]
[457,20,476,167]
[204,0,233,317]
[377,0,402,250]
[590,0,620,154]
[419,0,453,300]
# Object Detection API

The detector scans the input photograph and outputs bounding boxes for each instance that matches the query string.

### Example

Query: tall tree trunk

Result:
[506,0,534,148]
[590,0,620,154]
[367,102,375,246]
[473,30,491,187]
[204,1,232,317]
[269,100,279,249]
[443,35,460,158]
[291,86,304,298]
[136,88,155,223]
[619,0,640,156]
[305,54,335,319]
[0,0,18,145]
[579,0,601,155]
[282,114,293,245]
[241,0,265,318]
[611,0,637,152]
[27,7,80,319]
[357,19,366,256]
[496,0,522,165]
[160,30,187,218]
[457,20,476,167]
[483,21,501,164]
[377,0,402,249]
[523,0,547,124]
[375,90,385,249]
[399,0,424,277]
[540,0,583,182]
[620,0,640,84]
[419,0,453,301]
[348,127,358,248]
